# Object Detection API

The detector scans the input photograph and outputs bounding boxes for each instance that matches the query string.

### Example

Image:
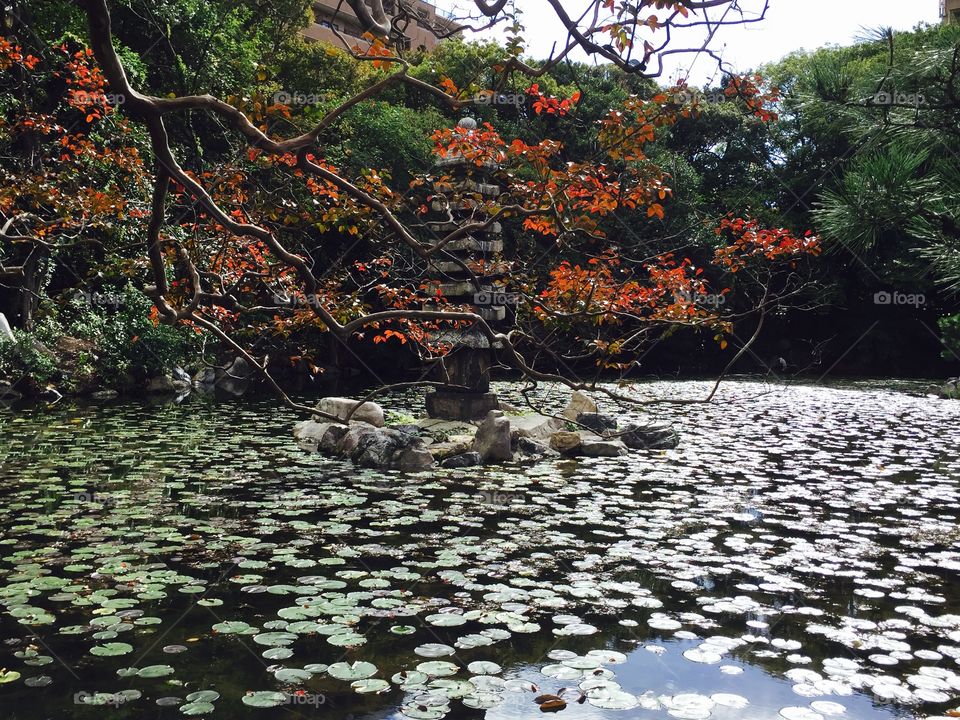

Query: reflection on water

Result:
[0,379,957,720]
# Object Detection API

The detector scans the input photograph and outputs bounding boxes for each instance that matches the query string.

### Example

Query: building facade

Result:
[304,0,458,51]
[942,0,960,23]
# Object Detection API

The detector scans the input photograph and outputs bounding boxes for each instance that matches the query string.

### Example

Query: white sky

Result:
[445,0,941,86]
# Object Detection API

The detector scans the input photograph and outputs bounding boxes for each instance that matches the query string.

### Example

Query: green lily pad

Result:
[90,642,134,657]
[241,691,287,708]
[327,661,377,680]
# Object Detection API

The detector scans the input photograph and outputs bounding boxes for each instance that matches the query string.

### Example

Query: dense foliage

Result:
[0,0,957,395]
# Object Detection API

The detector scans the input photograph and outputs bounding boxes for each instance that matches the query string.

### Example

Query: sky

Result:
[447,0,942,86]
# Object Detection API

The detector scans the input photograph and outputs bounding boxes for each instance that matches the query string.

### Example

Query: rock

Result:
[472,410,513,462]
[936,378,960,399]
[0,312,14,343]
[516,436,551,456]
[315,397,385,427]
[550,430,582,454]
[351,427,429,469]
[509,413,564,442]
[563,390,598,421]
[620,423,680,450]
[395,446,436,472]
[171,367,192,389]
[580,438,629,457]
[215,356,253,397]
[426,437,474,460]
[576,412,617,434]
[390,424,422,437]
[293,420,348,452]
[146,375,177,393]
[441,452,482,468]
[193,367,216,389]
[336,421,379,456]
[498,400,521,413]
[353,429,405,468]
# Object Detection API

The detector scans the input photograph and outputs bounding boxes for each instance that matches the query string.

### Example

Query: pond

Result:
[0,379,959,720]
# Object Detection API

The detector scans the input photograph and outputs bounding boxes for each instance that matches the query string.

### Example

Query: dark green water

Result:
[0,379,958,720]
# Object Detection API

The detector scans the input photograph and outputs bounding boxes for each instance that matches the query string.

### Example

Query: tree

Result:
[5,0,824,410]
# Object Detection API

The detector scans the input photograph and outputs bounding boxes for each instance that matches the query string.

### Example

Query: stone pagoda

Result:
[423,117,509,420]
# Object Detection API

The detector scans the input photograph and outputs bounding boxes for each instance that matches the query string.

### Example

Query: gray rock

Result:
[472,410,512,462]
[395,446,436,472]
[580,438,629,457]
[293,420,348,452]
[215,356,253,397]
[0,312,15,343]
[563,390,597,421]
[146,375,177,393]
[171,367,192,389]
[352,427,428,469]
[353,429,405,468]
[620,423,680,450]
[193,367,216,389]
[336,421,379,456]
[315,396,385,427]
[441,452,482,468]
[509,413,563,442]
[576,412,618,434]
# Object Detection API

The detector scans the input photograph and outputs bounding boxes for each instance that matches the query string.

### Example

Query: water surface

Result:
[0,379,958,720]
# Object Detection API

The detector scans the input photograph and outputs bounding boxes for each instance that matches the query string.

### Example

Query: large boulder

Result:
[509,413,563,442]
[146,375,178,394]
[215,356,253,397]
[353,429,405,468]
[550,430,582,454]
[472,410,513,462]
[351,427,435,471]
[620,423,680,450]
[581,438,629,457]
[315,397,385,427]
[563,390,598,421]
[336,421,379,456]
[576,412,617,434]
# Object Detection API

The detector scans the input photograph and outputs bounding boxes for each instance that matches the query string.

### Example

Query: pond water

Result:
[1,379,959,720]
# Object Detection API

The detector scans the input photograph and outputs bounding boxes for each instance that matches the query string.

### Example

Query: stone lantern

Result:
[423,117,509,420]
